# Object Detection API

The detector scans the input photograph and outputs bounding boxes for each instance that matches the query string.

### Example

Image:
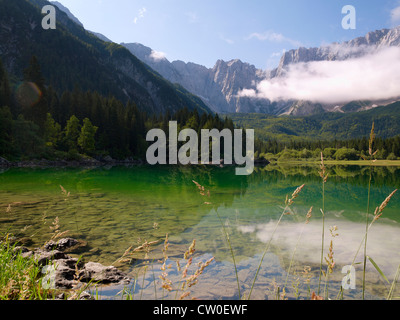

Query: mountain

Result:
[123,26,400,116]
[0,0,211,115]
[121,42,337,115]
[123,42,272,114]
[51,1,112,42]
[10,0,399,117]
[50,1,83,27]
[273,26,400,77]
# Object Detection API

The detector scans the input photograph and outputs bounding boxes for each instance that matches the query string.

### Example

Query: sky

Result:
[52,0,400,70]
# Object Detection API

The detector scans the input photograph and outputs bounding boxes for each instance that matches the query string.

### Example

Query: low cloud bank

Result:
[239,46,400,104]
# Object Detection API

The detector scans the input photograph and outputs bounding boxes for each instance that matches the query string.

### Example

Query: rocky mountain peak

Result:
[123,24,400,116]
[275,25,400,76]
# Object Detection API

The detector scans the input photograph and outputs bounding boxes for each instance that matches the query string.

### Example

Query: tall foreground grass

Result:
[0,234,53,300]
[193,123,398,300]
[361,123,377,300]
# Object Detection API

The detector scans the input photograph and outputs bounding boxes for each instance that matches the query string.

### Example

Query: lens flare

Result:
[15,82,42,108]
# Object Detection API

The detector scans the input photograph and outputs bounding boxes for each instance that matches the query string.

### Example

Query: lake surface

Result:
[0,164,399,300]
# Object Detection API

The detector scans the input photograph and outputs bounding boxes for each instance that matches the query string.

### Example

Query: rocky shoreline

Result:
[15,237,131,300]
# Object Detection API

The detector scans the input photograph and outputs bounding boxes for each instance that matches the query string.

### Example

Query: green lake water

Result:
[0,164,399,300]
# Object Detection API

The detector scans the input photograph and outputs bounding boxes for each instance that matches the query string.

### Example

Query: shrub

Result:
[387,152,397,160]
[323,148,337,159]
[278,149,299,161]
[300,148,313,159]
[334,148,359,161]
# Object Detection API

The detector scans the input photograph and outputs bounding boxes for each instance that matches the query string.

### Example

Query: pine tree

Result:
[64,115,81,151]
[78,118,98,155]
[44,113,61,148]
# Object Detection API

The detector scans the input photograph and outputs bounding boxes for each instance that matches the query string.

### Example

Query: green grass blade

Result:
[387,264,400,300]
[367,256,390,285]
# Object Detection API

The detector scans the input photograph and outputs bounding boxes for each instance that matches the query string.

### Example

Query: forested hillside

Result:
[230,103,400,142]
[0,56,233,161]
[233,106,400,161]
[0,0,211,115]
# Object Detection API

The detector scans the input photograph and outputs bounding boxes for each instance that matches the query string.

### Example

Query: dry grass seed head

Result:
[179,291,191,300]
[319,153,329,183]
[302,266,312,284]
[374,189,398,221]
[193,181,212,204]
[184,240,196,260]
[329,226,339,237]
[287,184,305,206]
[306,207,313,224]
[324,240,335,274]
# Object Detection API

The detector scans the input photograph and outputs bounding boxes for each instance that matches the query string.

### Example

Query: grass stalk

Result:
[248,207,285,300]
[318,152,328,296]
[216,210,241,299]
[362,167,373,300]
[283,207,313,293]
[362,122,376,300]
[248,184,305,300]
[193,180,241,299]
[318,191,325,296]
[0,233,53,300]
[387,264,400,300]
[336,189,398,300]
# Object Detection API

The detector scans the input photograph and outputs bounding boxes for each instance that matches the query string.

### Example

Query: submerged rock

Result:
[44,238,88,253]
[34,249,70,266]
[79,262,130,285]
[52,258,84,289]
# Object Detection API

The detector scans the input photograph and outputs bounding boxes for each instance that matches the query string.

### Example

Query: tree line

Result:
[255,135,400,161]
[0,56,234,161]
[1,55,399,163]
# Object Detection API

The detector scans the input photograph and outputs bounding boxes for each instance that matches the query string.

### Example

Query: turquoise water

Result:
[0,164,399,300]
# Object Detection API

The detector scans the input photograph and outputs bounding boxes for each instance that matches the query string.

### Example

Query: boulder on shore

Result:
[19,238,131,291]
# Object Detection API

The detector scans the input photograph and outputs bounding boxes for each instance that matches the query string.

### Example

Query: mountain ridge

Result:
[17,1,400,118]
[122,26,400,116]
[0,0,212,115]
[272,25,400,77]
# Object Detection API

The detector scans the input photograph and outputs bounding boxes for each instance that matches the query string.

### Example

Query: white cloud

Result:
[133,7,147,24]
[391,6,400,26]
[149,50,167,62]
[239,46,400,104]
[246,30,302,48]
[220,34,234,45]
[139,7,147,17]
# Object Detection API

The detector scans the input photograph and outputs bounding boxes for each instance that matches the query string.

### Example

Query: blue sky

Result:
[53,0,400,70]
